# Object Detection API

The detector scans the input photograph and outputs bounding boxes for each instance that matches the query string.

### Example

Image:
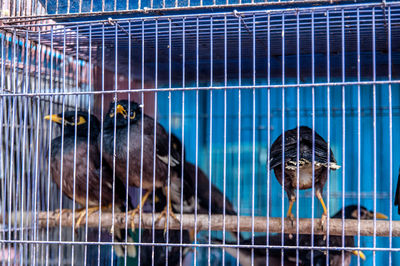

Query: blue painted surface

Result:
[156,76,400,265]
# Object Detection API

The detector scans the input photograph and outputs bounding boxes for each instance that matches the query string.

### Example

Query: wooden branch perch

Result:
[2,211,399,237]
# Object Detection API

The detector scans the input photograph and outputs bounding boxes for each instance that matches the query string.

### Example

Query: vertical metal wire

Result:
[326,10,331,265]
[20,30,30,266]
[71,25,81,266]
[0,31,5,266]
[124,19,133,266]
[45,25,55,266]
[280,13,285,265]
[236,13,242,266]
[340,8,346,266]
[83,23,93,266]
[251,12,256,266]
[8,29,17,266]
[372,7,377,266]
[136,18,145,266]
[110,22,119,266]
[208,15,213,266]
[311,11,316,265]
[32,27,42,266]
[194,16,200,266]
[295,12,300,265]
[356,8,361,266]
[388,6,393,266]
[151,18,159,266]
[180,16,186,266]
[222,13,227,266]
[266,12,271,266]
[97,23,106,266]
[136,19,146,266]
[58,26,67,266]
[165,16,173,266]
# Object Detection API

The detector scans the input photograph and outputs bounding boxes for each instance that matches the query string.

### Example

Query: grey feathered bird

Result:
[269,126,340,220]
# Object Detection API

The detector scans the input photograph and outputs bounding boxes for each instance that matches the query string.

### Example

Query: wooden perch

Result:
[1,211,399,237]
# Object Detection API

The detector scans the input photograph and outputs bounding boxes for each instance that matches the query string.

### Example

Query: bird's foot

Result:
[54,209,72,221]
[128,208,140,232]
[155,204,180,235]
[129,191,152,232]
[75,206,100,229]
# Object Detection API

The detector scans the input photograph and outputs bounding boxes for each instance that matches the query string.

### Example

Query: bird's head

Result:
[333,205,388,220]
[105,100,142,128]
[44,111,100,138]
[332,205,388,261]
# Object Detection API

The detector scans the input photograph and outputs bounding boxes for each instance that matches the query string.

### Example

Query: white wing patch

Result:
[157,154,179,167]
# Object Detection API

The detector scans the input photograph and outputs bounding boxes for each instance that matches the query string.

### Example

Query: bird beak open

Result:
[44,114,62,124]
[352,250,366,261]
[116,104,127,118]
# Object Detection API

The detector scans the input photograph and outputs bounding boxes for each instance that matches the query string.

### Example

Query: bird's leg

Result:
[316,190,328,234]
[129,190,151,231]
[75,204,113,229]
[155,186,180,234]
[286,193,296,239]
[286,196,296,222]
[54,209,72,222]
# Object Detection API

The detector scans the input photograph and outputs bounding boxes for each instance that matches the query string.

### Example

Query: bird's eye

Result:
[130,111,136,119]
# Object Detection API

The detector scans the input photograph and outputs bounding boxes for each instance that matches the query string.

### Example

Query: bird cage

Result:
[0,0,399,265]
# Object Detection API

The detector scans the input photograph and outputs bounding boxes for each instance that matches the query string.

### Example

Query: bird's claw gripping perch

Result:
[75,206,101,229]
[155,203,180,235]
[129,190,151,232]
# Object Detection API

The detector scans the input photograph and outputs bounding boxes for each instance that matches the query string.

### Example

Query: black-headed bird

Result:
[269,126,340,221]
[102,100,182,231]
[299,205,387,266]
[45,111,135,257]
[211,205,387,266]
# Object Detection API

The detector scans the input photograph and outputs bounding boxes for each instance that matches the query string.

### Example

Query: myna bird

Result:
[299,205,388,265]
[102,100,182,231]
[395,168,400,214]
[269,126,340,221]
[45,111,135,257]
[211,206,387,266]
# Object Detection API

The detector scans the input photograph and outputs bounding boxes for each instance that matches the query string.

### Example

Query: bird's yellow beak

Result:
[375,212,388,219]
[44,114,63,124]
[116,104,127,118]
[352,250,366,261]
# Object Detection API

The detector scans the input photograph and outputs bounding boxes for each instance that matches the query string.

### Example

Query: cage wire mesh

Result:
[1,1,400,266]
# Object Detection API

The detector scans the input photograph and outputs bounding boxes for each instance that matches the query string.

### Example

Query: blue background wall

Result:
[156,79,400,265]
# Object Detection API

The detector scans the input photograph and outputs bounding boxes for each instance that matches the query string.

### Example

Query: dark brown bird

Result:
[269,126,340,221]
[299,205,387,266]
[212,205,387,266]
[102,100,182,230]
[45,111,135,257]
[395,168,400,214]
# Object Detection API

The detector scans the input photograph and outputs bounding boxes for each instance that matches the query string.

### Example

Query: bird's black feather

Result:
[270,126,337,169]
